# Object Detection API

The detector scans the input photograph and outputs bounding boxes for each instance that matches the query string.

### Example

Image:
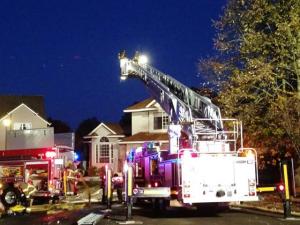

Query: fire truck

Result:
[0,148,61,209]
[119,51,259,208]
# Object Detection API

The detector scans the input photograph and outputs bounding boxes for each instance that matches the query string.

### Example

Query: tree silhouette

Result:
[75,117,100,161]
[48,117,72,133]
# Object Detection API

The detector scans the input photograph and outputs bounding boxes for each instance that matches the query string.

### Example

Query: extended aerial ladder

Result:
[119,51,222,128]
[119,51,232,152]
[119,51,258,204]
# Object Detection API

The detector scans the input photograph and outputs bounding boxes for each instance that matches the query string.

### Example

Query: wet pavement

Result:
[0,204,105,225]
[1,188,300,224]
[236,193,300,216]
[1,203,300,225]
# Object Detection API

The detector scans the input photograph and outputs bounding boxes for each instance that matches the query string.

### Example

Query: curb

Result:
[231,204,300,217]
[29,202,87,213]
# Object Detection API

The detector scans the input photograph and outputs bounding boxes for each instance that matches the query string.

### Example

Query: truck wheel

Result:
[0,187,21,208]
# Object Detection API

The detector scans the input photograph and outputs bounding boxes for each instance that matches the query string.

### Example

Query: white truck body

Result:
[181,151,258,203]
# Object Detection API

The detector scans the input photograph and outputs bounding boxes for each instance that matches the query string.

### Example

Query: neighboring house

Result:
[84,123,125,173]
[0,95,53,150]
[0,95,74,165]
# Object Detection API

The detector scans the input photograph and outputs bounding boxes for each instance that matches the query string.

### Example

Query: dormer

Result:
[123,98,170,135]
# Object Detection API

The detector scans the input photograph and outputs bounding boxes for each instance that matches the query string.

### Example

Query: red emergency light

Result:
[277,184,285,192]
[45,151,56,158]
[180,149,198,159]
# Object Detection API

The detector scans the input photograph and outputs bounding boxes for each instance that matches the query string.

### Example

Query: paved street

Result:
[1,204,300,225]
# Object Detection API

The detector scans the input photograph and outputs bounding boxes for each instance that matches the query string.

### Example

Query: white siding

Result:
[10,105,47,129]
[89,124,123,173]
[0,126,6,150]
[0,105,49,150]
[132,111,149,135]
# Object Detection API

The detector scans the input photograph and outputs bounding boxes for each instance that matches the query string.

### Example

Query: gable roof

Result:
[120,132,168,144]
[87,122,124,136]
[0,103,50,125]
[0,95,46,120]
[123,98,157,112]
[105,123,124,135]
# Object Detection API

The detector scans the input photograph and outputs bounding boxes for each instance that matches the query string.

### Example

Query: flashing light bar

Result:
[45,151,56,158]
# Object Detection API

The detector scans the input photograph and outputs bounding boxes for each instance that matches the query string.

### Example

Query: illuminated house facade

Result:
[0,96,52,151]
[0,95,74,164]
[85,123,125,173]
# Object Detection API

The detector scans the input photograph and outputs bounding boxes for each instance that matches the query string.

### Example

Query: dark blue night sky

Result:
[0,0,227,129]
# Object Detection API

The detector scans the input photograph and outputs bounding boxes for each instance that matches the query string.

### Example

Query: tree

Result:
[75,117,100,161]
[119,113,131,136]
[48,117,72,133]
[199,0,300,157]
[191,87,218,100]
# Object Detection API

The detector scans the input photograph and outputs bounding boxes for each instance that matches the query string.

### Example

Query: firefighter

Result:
[23,180,36,198]
[66,168,76,195]
[13,181,28,207]
[112,173,123,203]
[73,169,83,195]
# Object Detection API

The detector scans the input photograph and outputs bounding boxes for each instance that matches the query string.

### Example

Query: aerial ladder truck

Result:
[119,51,258,208]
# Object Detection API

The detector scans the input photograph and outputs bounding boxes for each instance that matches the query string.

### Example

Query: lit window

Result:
[154,112,169,130]
[99,137,110,163]
[13,122,32,130]
[162,115,169,129]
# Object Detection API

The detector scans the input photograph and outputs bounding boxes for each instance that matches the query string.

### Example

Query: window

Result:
[99,137,110,163]
[154,116,162,130]
[153,112,169,130]
[13,122,32,130]
[162,115,169,129]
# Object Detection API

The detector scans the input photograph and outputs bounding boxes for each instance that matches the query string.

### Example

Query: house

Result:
[119,98,170,168]
[0,95,53,150]
[84,123,125,173]
[85,98,171,174]
[0,95,74,164]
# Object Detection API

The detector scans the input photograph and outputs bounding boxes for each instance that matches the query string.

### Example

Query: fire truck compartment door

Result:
[181,155,257,203]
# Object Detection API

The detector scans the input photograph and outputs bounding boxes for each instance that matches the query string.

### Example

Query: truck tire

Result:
[1,187,21,208]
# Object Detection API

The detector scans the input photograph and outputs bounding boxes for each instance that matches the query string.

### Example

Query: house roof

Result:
[0,103,50,125]
[0,95,46,120]
[123,98,157,112]
[120,132,168,143]
[105,123,124,135]
[87,122,124,136]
